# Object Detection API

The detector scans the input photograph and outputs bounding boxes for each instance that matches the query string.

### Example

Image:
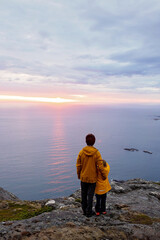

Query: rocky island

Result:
[154,116,160,121]
[0,179,160,240]
[124,148,153,154]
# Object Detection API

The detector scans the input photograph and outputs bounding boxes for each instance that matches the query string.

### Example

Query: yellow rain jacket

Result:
[95,163,111,195]
[76,146,106,183]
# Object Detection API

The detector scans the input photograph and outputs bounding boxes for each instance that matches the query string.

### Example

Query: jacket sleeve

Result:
[76,151,82,179]
[106,163,110,177]
[96,151,106,180]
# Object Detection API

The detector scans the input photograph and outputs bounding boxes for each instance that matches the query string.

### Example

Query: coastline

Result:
[0,178,160,240]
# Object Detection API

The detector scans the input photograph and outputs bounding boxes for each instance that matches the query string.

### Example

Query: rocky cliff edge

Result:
[0,179,160,240]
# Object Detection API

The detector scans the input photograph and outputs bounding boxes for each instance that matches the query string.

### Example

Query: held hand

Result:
[102,175,106,180]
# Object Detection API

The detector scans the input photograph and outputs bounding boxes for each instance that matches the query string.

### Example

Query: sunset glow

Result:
[1,1,160,105]
[0,95,77,104]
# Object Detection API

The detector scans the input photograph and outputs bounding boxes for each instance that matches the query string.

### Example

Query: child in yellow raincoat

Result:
[95,160,111,215]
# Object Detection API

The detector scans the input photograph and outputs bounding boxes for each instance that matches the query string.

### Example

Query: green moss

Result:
[22,205,53,219]
[0,201,53,221]
[153,182,160,186]
[129,213,153,225]
[153,218,160,223]
[119,211,154,225]
[75,198,81,203]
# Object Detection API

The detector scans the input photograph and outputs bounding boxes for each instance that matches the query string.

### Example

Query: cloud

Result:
[0,0,160,101]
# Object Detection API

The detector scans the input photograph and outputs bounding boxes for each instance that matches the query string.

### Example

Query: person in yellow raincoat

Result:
[76,134,106,217]
[95,160,111,215]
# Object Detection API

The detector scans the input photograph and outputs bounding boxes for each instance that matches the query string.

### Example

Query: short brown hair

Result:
[86,134,96,146]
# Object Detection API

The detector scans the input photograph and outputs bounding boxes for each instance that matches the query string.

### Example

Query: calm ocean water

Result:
[0,103,159,200]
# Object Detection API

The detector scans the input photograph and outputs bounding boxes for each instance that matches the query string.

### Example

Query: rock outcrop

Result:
[124,148,153,154]
[154,116,160,121]
[0,187,19,201]
[0,179,160,240]
[143,150,152,154]
[124,148,139,152]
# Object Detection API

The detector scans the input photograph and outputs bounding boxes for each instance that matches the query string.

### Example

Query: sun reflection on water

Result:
[44,111,75,195]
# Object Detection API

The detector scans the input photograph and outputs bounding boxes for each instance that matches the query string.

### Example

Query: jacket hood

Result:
[82,146,98,156]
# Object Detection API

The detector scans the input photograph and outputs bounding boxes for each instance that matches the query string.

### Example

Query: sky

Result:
[0,0,160,104]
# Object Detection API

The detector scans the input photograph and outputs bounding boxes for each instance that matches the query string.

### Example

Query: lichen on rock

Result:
[0,179,160,240]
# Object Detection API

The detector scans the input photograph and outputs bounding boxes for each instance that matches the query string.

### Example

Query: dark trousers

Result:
[95,193,107,213]
[81,181,96,215]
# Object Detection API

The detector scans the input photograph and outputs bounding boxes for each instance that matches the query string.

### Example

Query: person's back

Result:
[76,134,106,217]
[77,145,104,183]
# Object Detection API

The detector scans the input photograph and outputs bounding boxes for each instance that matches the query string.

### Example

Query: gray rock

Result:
[45,199,56,207]
[0,179,160,240]
[124,148,139,152]
[111,180,131,193]
[111,184,126,193]
[149,191,160,200]
[0,187,19,201]
[143,150,152,154]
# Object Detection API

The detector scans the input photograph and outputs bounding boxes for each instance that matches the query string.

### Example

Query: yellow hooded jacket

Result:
[76,146,106,183]
[95,163,111,195]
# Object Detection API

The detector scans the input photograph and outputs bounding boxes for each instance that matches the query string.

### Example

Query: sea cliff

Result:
[0,179,160,240]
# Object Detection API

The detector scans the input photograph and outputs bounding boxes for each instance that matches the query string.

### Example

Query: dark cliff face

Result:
[0,179,160,240]
[0,187,19,201]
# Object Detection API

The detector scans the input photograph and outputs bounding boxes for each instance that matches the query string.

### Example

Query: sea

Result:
[0,103,159,200]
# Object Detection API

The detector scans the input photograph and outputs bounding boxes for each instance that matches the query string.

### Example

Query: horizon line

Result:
[0,95,78,104]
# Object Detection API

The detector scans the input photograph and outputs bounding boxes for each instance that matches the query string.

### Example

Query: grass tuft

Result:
[0,201,53,221]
